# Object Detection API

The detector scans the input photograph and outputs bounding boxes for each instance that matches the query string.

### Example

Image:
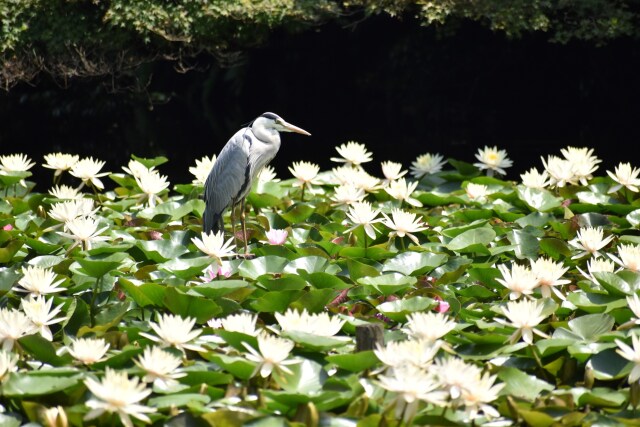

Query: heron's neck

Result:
[252,126,281,145]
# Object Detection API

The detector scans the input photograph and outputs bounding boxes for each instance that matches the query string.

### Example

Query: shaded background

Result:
[1,16,639,186]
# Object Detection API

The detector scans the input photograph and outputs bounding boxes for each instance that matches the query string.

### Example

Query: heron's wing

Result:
[203,129,251,228]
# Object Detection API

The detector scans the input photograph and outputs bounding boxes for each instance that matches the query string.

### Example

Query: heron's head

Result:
[254,112,311,136]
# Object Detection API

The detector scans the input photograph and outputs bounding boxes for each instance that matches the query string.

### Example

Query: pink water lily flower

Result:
[200,263,232,282]
[265,229,288,245]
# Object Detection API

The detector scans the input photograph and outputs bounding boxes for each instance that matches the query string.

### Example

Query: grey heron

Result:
[203,112,311,254]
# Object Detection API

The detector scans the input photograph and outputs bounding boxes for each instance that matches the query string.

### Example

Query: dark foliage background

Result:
[2,15,640,186]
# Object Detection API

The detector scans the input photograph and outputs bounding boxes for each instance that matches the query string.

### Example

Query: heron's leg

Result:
[240,197,250,257]
[230,203,239,250]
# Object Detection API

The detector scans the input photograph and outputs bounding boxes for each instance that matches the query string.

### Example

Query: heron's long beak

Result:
[282,121,311,136]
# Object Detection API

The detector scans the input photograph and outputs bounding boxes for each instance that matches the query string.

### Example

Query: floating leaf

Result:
[376,296,435,322]
[498,366,554,401]
[326,351,379,372]
[357,273,416,296]
[238,256,289,280]
[517,187,562,212]
[382,252,446,276]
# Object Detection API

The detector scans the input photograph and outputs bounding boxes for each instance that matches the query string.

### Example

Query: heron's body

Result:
[203,112,310,252]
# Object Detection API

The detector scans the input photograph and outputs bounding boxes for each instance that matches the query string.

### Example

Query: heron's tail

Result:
[203,211,224,235]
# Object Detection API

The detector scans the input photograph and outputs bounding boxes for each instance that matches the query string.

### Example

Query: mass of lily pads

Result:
[1,144,640,426]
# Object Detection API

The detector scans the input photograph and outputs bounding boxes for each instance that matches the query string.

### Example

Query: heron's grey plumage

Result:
[203,113,310,241]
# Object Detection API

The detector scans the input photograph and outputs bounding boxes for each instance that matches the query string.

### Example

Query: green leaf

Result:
[163,287,222,323]
[249,290,304,313]
[357,273,416,296]
[74,252,130,278]
[204,354,257,380]
[279,203,315,224]
[539,237,573,259]
[517,186,562,212]
[158,256,212,280]
[238,256,289,280]
[18,335,69,367]
[376,296,435,322]
[273,358,326,394]
[134,239,189,262]
[345,259,380,281]
[382,251,447,276]
[590,348,632,380]
[290,288,337,313]
[498,366,554,401]
[284,256,340,274]
[118,278,166,307]
[567,313,615,341]
[0,239,24,263]
[326,351,379,372]
[257,274,308,291]
[508,229,540,259]
[0,266,21,296]
[131,154,169,168]
[1,373,82,397]
[282,331,351,351]
[149,393,211,409]
[445,227,495,253]
[577,387,627,408]
[302,272,351,290]
[192,280,252,299]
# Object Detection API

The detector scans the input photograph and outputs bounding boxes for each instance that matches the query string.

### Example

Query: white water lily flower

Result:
[615,334,640,383]
[0,307,37,351]
[242,332,299,378]
[67,337,110,365]
[381,161,407,181]
[331,184,366,205]
[48,199,96,225]
[385,178,422,207]
[330,141,373,167]
[289,161,321,189]
[353,171,382,193]
[189,154,216,185]
[561,146,601,186]
[221,312,259,336]
[607,162,640,193]
[382,209,427,246]
[530,257,570,300]
[122,159,152,178]
[577,257,617,283]
[41,406,68,427]
[542,155,577,188]
[257,165,279,184]
[568,226,614,259]
[0,350,18,381]
[84,368,156,427]
[345,201,383,239]
[374,339,440,369]
[135,346,187,391]
[275,308,346,337]
[433,357,483,400]
[460,372,505,420]
[609,243,640,272]
[627,295,640,325]
[191,230,236,265]
[135,169,170,207]
[496,263,539,300]
[69,157,110,190]
[20,295,65,341]
[0,153,35,173]
[496,299,549,344]
[14,265,66,296]
[403,312,456,343]
[410,153,446,178]
[48,184,81,200]
[140,313,205,353]
[58,216,110,251]
[474,146,512,176]
[378,365,448,423]
[0,153,35,186]
[520,167,550,189]
[465,182,490,201]
[43,153,79,177]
